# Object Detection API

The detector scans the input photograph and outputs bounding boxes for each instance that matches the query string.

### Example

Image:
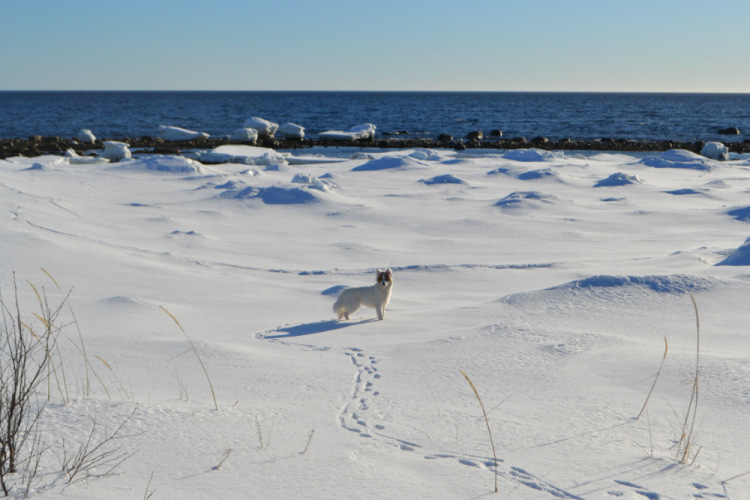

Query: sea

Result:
[1,91,748,143]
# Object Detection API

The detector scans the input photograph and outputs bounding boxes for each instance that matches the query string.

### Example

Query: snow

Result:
[229,127,259,142]
[102,140,131,161]
[159,125,210,141]
[1,146,749,499]
[319,123,376,141]
[278,122,305,139]
[243,117,279,137]
[77,128,96,143]
[701,141,730,161]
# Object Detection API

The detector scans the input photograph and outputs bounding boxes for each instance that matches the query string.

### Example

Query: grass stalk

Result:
[637,337,668,419]
[675,293,700,464]
[302,429,315,454]
[461,370,498,493]
[160,306,218,411]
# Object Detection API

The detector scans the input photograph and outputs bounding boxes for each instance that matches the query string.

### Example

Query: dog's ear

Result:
[385,268,393,277]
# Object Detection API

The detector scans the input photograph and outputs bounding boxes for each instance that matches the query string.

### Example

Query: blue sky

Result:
[1,0,748,92]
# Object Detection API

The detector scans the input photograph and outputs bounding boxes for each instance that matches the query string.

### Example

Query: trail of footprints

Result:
[261,331,728,498]
[337,346,585,499]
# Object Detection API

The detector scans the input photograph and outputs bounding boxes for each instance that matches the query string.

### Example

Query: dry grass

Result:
[675,293,701,464]
[461,370,498,493]
[637,337,668,420]
[160,306,218,411]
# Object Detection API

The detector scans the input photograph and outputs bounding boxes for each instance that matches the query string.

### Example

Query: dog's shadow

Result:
[263,318,376,339]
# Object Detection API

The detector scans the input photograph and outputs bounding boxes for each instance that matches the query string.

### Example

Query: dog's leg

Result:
[377,306,384,320]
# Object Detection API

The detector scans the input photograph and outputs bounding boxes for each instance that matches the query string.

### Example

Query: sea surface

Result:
[1,91,748,142]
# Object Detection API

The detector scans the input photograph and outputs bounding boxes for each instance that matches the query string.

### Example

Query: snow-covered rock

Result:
[243,117,279,137]
[700,141,729,161]
[319,123,376,141]
[102,141,131,161]
[278,123,305,139]
[159,125,210,141]
[77,129,96,143]
[229,128,259,142]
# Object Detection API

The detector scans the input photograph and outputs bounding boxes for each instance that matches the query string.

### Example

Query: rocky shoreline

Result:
[2,134,750,160]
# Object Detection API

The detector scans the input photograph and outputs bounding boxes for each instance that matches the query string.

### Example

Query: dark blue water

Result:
[1,91,748,142]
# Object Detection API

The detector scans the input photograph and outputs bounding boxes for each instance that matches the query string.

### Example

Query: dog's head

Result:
[376,268,393,289]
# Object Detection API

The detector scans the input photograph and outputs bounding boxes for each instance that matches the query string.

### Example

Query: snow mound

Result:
[291,173,338,191]
[352,155,424,171]
[159,125,209,141]
[77,129,96,143]
[594,172,641,187]
[716,237,750,266]
[700,141,729,161]
[518,168,561,181]
[243,117,278,137]
[219,185,320,204]
[638,150,713,171]
[65,148,109,165]
[502,274,719,307]
[102,141,131,161]
[278,123,305,139]
[229,128,259,142]
[408,149,443,161]
[503,148,561,162]
[320,123,376,141]
[494,191,561,209]
[419,174,466,185]
[199,145,287,166]
[556,274,717,294]
[108,156,204,174]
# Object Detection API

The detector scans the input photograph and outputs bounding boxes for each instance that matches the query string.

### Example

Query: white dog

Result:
[333,268,393,320]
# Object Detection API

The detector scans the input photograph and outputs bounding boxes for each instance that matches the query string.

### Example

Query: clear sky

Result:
[1,0,748,92]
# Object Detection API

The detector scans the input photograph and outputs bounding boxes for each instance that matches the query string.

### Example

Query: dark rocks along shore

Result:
[2,133,750,160]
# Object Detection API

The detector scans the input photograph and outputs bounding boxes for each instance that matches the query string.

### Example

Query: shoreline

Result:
[2,135,750,160]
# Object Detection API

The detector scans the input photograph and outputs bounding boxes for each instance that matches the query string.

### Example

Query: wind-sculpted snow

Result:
[503,148,563,162]
[2,147,749,499]
[494,190,562,209]
[716,237,750,266]
[637,149,714,170]
[594,172,641,187]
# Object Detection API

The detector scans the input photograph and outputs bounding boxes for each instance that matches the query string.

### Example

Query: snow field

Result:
[0,147,749,498]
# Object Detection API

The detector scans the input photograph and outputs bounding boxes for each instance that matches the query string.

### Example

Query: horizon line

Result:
[2,89,750,95]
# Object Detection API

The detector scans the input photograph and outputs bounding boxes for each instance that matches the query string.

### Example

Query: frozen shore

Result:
[3,134,750,160]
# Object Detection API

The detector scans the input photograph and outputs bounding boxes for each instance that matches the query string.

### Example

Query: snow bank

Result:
[638,149,713,171]
[102,141,131,161]
[243,117,278,137]
[198,145,288,166]
[503,148,561,162]
[65,148,109,165]
[518,168,561,181]
[278,123,305,139]
[494,190,561,209]
[319,123,376,141]
[717,237,750,266]
[218,184,320,204]
[594,172,641,187]
[159,125,210,141]
[77,129,96,143]
[700,141,729,161]
[351,155,424,171]
[108,156,204,174]
[291,173,337,191]
[419,174,466,185]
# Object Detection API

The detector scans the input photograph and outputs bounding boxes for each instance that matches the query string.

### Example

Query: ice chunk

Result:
[77,129,96,143]
[243,117,279,137]
[700,141,729,161]
[102,141,131,161]
[229,128,259,142]
[278,123,305,139]
[159,125,210,141]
